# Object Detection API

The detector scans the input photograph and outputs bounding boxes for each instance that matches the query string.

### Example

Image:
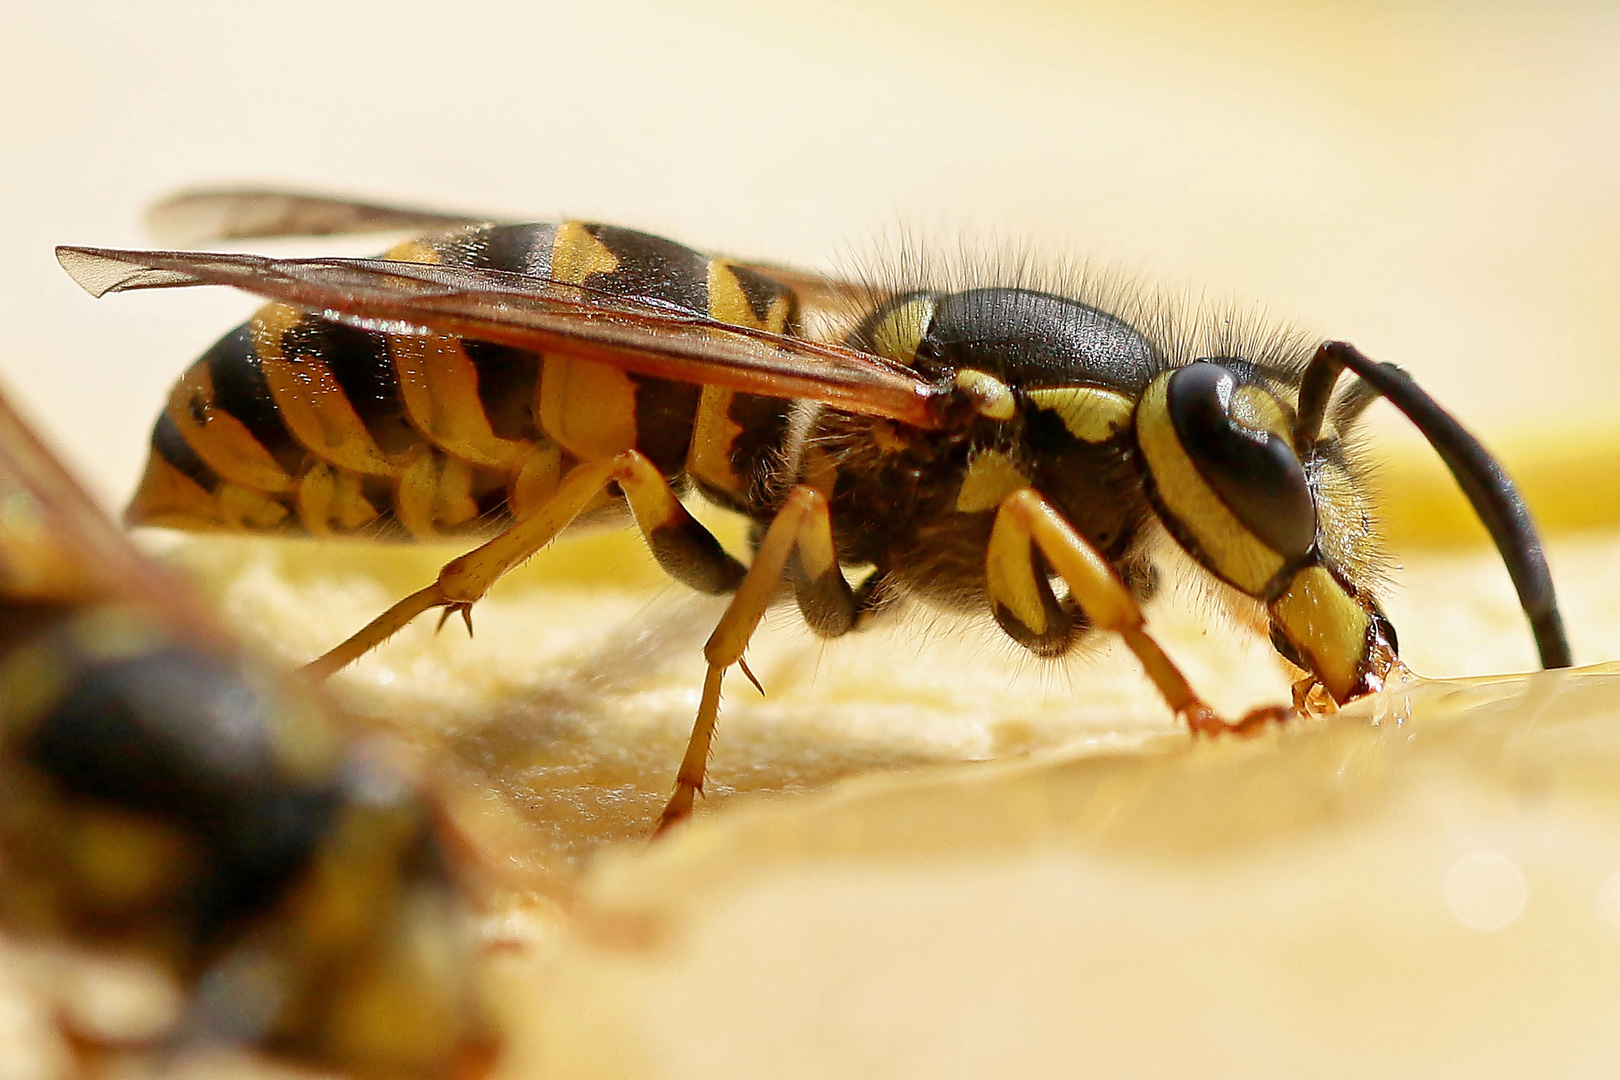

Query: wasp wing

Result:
[145,188,886,325]
[56,246,950,429]
[146,189,494,246]
[0,384,214,629]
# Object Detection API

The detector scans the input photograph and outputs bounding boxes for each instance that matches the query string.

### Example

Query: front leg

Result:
[987,487,1290,736]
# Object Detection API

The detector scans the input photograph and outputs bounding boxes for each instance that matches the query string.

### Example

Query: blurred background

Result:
[4,0,1617,484]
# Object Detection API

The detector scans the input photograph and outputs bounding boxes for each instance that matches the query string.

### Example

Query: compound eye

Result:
[1165,363,1316,562]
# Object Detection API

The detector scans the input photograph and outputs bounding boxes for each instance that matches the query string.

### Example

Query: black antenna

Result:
[1296,341,1570,670]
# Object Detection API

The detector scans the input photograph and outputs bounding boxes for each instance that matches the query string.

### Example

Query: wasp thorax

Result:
[1136,361,1316,598]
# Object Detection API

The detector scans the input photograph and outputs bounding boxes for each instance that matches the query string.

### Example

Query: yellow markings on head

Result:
[1027,386,1134,442]
[955,368,1017,421]
[296,462,378,537]
[985,495,1049,636]
[1230,385,1291,440]
[508,441,564,520]
[382,240,444,265]
[1135,373,1283,595]
[956,449,1031,513]
[392,334,527,469]
[549,221,619,285]
[1268,566,1372,703]
[253,304,397,477]
[868,295,937,365]
[166,360,294,494]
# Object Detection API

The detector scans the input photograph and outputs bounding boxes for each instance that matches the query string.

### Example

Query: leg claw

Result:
[1182,701,1293,738]
[434,603,475,638]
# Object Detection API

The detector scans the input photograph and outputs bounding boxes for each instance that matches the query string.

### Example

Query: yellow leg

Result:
[656,485,834,833]
[988,488,1289,736]
[305,450,730,678]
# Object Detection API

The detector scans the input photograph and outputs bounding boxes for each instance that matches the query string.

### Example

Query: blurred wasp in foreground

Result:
[0,385,489,1075]
[58,189,1570,832]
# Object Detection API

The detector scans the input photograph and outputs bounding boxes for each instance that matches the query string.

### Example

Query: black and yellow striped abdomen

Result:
[130,221,800,538]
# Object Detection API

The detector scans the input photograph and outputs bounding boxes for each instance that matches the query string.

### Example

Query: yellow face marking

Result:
[954,368,1017,421]
[986,504,1048,636]
[1026,386,1134,442]
[549,221,619,285]
[956,449,1031,513]
[392,334,527,469]
[868,296,937,365]
[1135,373,1283,595]
[253,304,397,477]
[1268,566,1372,703]
[1230,385,1291,440]
[382,240,444,264]
[165,360,294,494]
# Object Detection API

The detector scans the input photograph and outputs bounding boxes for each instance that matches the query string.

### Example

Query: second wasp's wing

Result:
[0,384,207,623]
[56,246,952,429]
[147,189,495,246]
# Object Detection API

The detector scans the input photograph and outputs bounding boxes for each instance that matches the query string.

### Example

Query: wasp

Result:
[57,188,1571,833]
[0,381,489,1075]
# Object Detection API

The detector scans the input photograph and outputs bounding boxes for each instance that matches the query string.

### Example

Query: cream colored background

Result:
[3,2,1620,1077]
[5,1,1618,493]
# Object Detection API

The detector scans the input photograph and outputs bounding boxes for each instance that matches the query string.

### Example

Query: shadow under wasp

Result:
[56,188,1570,834]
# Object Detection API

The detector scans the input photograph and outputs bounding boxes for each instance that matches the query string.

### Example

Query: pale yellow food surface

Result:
[2,0,1619,1077]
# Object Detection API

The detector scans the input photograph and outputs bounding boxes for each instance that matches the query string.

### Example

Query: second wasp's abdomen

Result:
[129,222,799,538]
